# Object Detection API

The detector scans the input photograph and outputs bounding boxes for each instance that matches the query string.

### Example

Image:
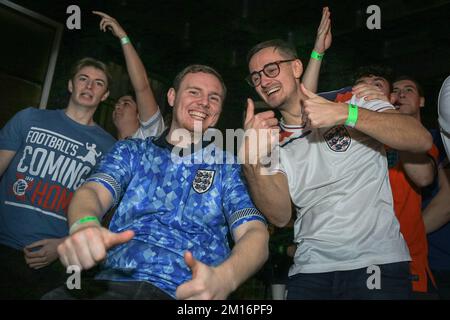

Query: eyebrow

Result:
[393,85,416,91]
[78,73,106,84]
[186,86,223,98]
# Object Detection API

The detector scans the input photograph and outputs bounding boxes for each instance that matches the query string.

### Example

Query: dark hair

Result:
[70,57,112,89]
[121,91,136,102]
[172,64,227,100]
[393,75,424,97]
[247,39,298,64]
[354,65,394,92]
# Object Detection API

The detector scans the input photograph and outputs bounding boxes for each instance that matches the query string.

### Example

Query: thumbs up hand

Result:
[175,251,231,300]
[300,83,348,128]
[57,225,134,271]
[240,98,279,166]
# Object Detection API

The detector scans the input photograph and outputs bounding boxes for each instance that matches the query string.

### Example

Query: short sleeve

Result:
[0,107,33,151]
[222,163,266,233]
[85,140,139,206]
[347,95,395,112]
[133,109,166,139]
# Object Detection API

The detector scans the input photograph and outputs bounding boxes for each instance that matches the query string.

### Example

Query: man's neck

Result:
[65,103,97,126]
[167,124,203,148]
[279,87,307,126]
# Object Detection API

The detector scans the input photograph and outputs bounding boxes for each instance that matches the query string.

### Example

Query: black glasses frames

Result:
[246,59,296,87]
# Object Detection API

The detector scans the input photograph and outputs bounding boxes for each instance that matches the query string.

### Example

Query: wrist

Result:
[344,104,359,128]
[69,216,101,235]
[120,35,130,45]
[311,50,324,61]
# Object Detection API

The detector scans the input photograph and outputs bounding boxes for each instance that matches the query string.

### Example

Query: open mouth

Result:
[265,86,281,97]
[189,110,208,121]
[80,92,94,100]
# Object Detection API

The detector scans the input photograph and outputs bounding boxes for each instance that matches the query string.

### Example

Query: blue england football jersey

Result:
[87,131,266,297]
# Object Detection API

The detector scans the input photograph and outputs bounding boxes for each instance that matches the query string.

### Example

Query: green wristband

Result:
[345,104,358,128]
[120,36,131,45]
[311,50,324,61]
[69,216,100,235]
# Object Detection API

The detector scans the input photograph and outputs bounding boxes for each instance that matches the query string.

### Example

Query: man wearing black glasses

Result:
[241,38,433,299]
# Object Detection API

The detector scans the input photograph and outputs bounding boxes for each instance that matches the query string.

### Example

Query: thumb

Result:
[245,98,255,124]
[184,251,199,278]
[300,83,317,99]
[104,230,134,249]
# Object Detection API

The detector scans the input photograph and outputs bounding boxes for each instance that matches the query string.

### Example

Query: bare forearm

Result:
[242,165,291,227]
[302,58,323,93]
[400,152,435,187]
[68,184,109,227]
[423,192,450,233]
[216,225,269,293]
[356,109,432,152]
[423,168,450,233]
[122,43,158,121]
[122,43,151,93]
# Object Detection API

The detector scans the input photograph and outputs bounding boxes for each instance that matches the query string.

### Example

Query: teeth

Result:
[266,87,280,96]
[189,111,207,120]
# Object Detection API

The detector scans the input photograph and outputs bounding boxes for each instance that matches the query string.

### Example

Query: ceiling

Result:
[10,0,450,129]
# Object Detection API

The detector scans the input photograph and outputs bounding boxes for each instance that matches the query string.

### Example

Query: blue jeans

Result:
[287,262,411,300]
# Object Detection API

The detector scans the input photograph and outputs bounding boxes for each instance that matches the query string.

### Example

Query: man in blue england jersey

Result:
[47,64,269,300]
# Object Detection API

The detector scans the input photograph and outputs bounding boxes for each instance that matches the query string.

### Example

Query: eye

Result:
[210,96,220,103]
[251,73,260,84]
[265,64,279,76]
[95,81,105,87]
[79,76,87,82]
[189,90,200,96]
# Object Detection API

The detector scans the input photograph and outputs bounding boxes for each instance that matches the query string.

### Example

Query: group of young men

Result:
[0,8,449,300]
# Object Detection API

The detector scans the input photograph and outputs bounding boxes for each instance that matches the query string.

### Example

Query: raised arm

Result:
[57,182,134,270]
[175,220,269,300]
[93,11,159,122]
[300,84,432,152]
[302,7,332,93]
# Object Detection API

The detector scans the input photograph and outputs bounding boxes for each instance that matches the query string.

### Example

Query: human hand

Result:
[175,251,231,300]
[57,226,134,270]
[352,83,390,103]
[300,83,347,128]
[313,7,332,54]
[93,11,127,39]
[240,98,279,165]
[24,238,66,269]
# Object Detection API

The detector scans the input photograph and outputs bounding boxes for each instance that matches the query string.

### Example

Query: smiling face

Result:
[167,72,224,133]
[248,47,302,110]
[68,66,110,109]
[392,79,425,118]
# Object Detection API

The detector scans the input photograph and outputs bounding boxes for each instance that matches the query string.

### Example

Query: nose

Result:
[260,72,273,88]
[85,79,93,89]
[198,95,209,108]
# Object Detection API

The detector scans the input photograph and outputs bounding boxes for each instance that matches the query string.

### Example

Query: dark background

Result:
[6,0,450,133]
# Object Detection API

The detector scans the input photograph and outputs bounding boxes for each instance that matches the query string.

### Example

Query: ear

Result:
[419,97,425,108]
[68,80,73,93]
[167,88,176,108]
[100,90,110,102]
[293,59,303,79]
